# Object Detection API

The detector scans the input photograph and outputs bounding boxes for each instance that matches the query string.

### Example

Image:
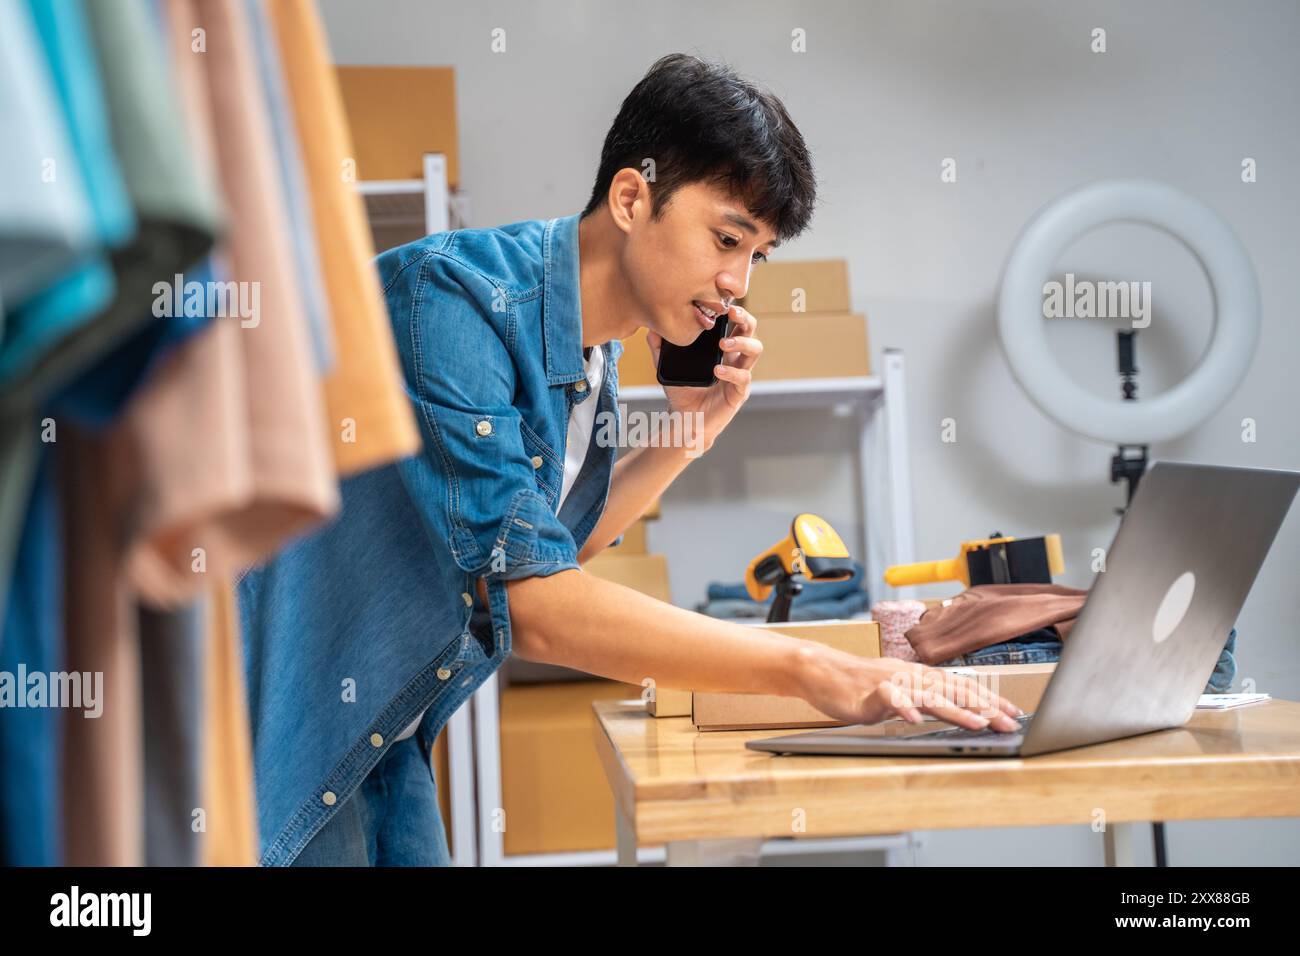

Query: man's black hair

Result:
[581,53,816,244]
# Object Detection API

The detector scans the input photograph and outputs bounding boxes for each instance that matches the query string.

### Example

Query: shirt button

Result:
[475,419,493,436]
[437,667,452,680]
[461,591,473,606]
[531,455,543,469]
[574,380,587,393]
[322,791,337,806]
[370,733,384,748]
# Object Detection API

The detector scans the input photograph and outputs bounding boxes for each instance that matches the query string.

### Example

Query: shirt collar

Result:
[542,213,587,386]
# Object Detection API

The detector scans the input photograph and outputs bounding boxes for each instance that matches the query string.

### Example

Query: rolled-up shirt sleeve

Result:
[386,250,581,583]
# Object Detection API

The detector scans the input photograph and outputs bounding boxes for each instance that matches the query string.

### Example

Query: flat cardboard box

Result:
[336,66,460,186]
[616,312,870,387]
[652,620,882,718]
[740,259,850,315]
[691,620,883,729]
[500,679,642,855]
[749,313,870,380]
[938,662,1056,715]
[693,661,1058,732]
[583,551,671,603]
[646,687,693,717]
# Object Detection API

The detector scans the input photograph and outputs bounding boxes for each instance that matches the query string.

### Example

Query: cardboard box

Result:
[691,620,882,730]
[336,66,460,186]
[583,552,670,603]
[748,312,870,380]
[610,518,647,553]
[740,259,850,315]
[499,679,642,854]
[646,687,693,718]
[616,312,870,387]
[693,660,1057,732]
[616,327,657,388]
[650,620,882,719]
[938,662,1056,715]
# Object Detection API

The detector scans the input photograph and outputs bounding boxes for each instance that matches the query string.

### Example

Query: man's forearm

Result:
[576,440,702,563]
[505,568,808,698]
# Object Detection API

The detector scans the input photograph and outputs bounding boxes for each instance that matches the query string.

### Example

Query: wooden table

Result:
[592,698,1300,866]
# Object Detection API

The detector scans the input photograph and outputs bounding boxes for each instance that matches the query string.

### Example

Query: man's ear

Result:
[607,167,649,235]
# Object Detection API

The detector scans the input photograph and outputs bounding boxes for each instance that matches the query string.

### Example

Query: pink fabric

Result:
[871,599,926,662]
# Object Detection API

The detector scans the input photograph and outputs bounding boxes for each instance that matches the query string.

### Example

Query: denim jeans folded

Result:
[705,561,867,604]
[697,590,869,622]
[937,628,1239,696]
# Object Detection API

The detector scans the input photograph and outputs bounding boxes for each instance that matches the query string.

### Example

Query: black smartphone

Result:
[656,316,731,387]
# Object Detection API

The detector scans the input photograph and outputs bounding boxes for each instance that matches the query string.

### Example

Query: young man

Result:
[239,53,1020,867]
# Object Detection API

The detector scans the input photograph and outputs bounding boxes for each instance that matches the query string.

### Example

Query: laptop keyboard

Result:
[920,712,1035,740]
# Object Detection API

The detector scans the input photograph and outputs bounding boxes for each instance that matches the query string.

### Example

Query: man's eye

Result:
[719,233,767,263]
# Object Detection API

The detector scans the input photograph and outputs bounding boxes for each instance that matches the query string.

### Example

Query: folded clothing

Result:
[904,583,1086,665]
[705,561,867,604]
[933,626,1238,696]
[697,561,870,622]
[697,590,868,622]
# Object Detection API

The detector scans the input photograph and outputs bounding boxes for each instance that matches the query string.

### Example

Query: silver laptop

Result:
[747,462,1299,758]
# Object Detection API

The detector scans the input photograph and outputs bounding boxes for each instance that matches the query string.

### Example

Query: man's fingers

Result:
[720,334,762,370]
[911,666,1020,717]
[938,673,1024,727]
[726,306,757,337]
[874,680,923,723]
[910,671,1021,732]
[916,692,993,731]
[939,673,1004,715]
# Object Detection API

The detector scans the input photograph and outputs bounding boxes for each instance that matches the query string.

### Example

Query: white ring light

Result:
[997,179,1260,445]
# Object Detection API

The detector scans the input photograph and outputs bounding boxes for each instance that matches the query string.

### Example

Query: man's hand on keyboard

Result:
[794,647,1025,731]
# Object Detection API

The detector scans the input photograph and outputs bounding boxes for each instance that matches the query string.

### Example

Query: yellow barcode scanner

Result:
[884,533,1064,588]
[745,513,855,622]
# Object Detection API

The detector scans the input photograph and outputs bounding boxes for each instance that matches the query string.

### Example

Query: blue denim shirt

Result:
[238,213,623,866]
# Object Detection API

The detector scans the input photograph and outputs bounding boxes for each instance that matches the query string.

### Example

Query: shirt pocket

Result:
[519,418,562,508]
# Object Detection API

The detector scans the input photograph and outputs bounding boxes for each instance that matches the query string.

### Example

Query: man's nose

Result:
[718,271,748,304]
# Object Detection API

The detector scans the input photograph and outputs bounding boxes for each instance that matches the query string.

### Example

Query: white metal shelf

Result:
[617,375,884,409]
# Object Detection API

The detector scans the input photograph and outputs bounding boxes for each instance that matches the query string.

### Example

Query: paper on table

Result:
[1197,693,1271,710]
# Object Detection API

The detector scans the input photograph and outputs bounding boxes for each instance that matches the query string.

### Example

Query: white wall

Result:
[321,0,1300,866]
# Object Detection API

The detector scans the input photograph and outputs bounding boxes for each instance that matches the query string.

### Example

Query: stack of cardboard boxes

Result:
[617,258,871,386]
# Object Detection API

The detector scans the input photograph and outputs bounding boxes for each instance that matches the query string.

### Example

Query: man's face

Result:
[621,179,779,347]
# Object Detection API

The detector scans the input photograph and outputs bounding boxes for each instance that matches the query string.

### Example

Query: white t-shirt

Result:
[558,344,604,510]
[393,346,605,743]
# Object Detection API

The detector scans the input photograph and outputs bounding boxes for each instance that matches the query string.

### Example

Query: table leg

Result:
[615,801,638,867]
[1103,821,1140,866]
[665,837,764,866]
